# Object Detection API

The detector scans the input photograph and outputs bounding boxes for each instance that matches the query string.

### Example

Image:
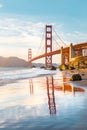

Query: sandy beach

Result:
[0,70,87,130]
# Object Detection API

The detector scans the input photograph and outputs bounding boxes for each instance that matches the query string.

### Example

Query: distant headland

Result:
[0,56,29,67]
[0,56,47,68]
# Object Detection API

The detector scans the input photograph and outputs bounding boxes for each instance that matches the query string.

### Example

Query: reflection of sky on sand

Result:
[0,73,87,129]
[0,79,49,127]
[0,79,47,108]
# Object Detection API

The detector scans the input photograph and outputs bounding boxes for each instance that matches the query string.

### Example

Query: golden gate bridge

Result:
[28,25,87,68]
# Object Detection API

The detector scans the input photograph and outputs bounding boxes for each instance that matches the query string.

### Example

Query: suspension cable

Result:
[53,27,67,47]
[52,37,61,48]
[36,31,45,56]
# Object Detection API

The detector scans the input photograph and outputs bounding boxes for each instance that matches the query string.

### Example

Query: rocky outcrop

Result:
[59,64,69,71]
[50,66,56,70]
[59,56,87,71]
[69,56,87,69]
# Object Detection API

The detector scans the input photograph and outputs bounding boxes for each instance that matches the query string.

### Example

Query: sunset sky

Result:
[0,0,87,62]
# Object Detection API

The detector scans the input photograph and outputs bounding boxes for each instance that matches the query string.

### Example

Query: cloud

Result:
[0,17,46,60]
[0,16,87,62]
[65,31,87,43]
[0,18,45,45]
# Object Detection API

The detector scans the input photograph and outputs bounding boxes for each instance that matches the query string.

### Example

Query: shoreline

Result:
[0,70,87,130]
[0,68,87,87]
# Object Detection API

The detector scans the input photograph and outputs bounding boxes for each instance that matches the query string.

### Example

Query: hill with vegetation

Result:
[0,56,29,67]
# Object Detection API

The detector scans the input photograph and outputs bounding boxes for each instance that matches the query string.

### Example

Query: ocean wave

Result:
[0,68,56,86]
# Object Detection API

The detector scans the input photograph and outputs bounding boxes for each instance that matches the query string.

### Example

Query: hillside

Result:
[0,56,29,67]
[0,56,58,68]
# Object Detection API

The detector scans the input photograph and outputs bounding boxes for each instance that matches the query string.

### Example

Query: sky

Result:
[0,0,87,63]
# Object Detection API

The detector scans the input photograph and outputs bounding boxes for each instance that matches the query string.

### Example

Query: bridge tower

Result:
[28,49,32,62]
[45,25,52,68]
[28,49,32,67]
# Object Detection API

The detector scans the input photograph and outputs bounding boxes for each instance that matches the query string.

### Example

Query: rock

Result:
[50,66,56,70]
[40,66,45,69]
[70,74,82,81]
[59,64,68,71]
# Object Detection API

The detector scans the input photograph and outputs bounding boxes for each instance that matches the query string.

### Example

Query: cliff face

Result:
[0,56,29,67]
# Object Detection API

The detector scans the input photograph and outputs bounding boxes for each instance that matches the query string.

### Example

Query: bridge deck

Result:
[30,42,87,62]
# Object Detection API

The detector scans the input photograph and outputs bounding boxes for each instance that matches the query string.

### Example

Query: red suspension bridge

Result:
[28,25,87,68]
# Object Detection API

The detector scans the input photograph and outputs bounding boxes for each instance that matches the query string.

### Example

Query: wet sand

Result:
[0,72,87,130]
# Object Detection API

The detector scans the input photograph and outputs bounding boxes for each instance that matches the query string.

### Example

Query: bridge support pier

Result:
[74,47,82,57]
[82,48,87,56]
[61,47,69,64]
[69,43,75,61]
[61,47,64,64]
[69,43,84,61]
[61,43,76,64]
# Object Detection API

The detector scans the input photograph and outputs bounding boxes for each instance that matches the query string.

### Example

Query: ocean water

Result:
[0,67,87,130]
[0,67,56,86]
